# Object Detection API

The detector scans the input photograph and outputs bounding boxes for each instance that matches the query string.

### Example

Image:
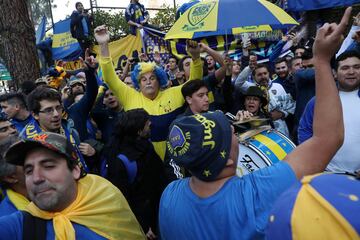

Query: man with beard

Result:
[0,132,145,239]
[235,63,295,136]
[273,58,296,99]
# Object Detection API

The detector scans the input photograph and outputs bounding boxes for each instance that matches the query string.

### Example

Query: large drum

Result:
[237,129,296,177]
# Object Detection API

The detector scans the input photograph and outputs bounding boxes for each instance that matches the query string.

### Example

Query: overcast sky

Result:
[52,0,189,22]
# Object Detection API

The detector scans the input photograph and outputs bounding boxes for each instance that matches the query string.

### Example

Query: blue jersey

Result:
[159,161,297,240]
[125,3,149,35]
[0,211,106,240]
[0,195,18,217]
[11,114,36,133]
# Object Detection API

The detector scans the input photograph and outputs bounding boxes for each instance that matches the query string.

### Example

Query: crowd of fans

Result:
[0,1,358,240]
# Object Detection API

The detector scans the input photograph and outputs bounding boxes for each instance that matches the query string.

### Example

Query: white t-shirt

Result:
[268,83,295,137]
[327,89,360,173]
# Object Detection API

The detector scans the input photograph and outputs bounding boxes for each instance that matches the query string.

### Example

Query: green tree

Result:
[28,0,57,26]
[150,4,176,31]
[93,10,130,40]
[91,4,177,40]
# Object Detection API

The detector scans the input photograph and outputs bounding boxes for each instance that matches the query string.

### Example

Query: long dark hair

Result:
[104,108,150,160]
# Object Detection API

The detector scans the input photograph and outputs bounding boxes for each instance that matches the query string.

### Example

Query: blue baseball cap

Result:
[266,173,360,240]
[167,111,232,181]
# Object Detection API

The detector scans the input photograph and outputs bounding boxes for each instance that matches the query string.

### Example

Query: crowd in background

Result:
[0,1,358,239]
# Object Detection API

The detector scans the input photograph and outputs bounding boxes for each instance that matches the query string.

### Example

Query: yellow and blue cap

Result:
[266,173,360,240]
[167,111,232,181]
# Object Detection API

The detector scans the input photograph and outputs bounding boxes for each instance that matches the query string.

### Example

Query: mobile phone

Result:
[241,33,250,48]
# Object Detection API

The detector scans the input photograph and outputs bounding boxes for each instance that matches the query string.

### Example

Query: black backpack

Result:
[22,211,46,240]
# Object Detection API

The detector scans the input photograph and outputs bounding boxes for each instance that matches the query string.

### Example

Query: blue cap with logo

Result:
[167,111,232,181]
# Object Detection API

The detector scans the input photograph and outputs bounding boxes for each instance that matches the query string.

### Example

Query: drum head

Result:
[237,144,272,177]
[236,129,296,177]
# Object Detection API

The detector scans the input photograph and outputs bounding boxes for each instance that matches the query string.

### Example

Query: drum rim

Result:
[247,143,274,166]
[274,130,297,148]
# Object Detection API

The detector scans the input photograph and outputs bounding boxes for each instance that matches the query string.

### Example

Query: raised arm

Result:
[234,66,255,93]
[199,43,226,81]
[187,40,203,81]
[95,25,132,105]
[284,7,351,179]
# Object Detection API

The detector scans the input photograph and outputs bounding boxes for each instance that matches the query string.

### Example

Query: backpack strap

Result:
[117,154,138,184]
[22,211,47,240]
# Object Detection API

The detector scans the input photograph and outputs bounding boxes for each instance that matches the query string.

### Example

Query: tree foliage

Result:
[93,10,130,40]
[28,0,57,26]
[149,4,176,30]
[92,4,177,40]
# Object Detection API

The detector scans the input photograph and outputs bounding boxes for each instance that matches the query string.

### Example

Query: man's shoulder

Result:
[70,10,80,18]
[20,120,40,138]
[164,178,188,191]
[0,211,23,238]
[0,195,18,217]
[272,77,282,84]
[161,179,188,201]
[294,68,315,80]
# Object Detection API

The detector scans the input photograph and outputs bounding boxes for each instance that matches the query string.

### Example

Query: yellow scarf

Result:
[7,189,30,210]
[26,174,145,240]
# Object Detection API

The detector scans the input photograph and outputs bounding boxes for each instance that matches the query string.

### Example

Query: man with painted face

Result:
[0,132,145,239]
[96,25,203,160]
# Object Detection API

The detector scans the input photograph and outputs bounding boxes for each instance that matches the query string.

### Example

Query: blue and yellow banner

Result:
[92,32,143,70]
[142,28,172,64]
[52,18,82,61]
[143,27,283,63]
[35,16,46,45]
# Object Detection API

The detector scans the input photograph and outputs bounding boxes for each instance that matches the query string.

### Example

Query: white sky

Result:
[52,0,189,22]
